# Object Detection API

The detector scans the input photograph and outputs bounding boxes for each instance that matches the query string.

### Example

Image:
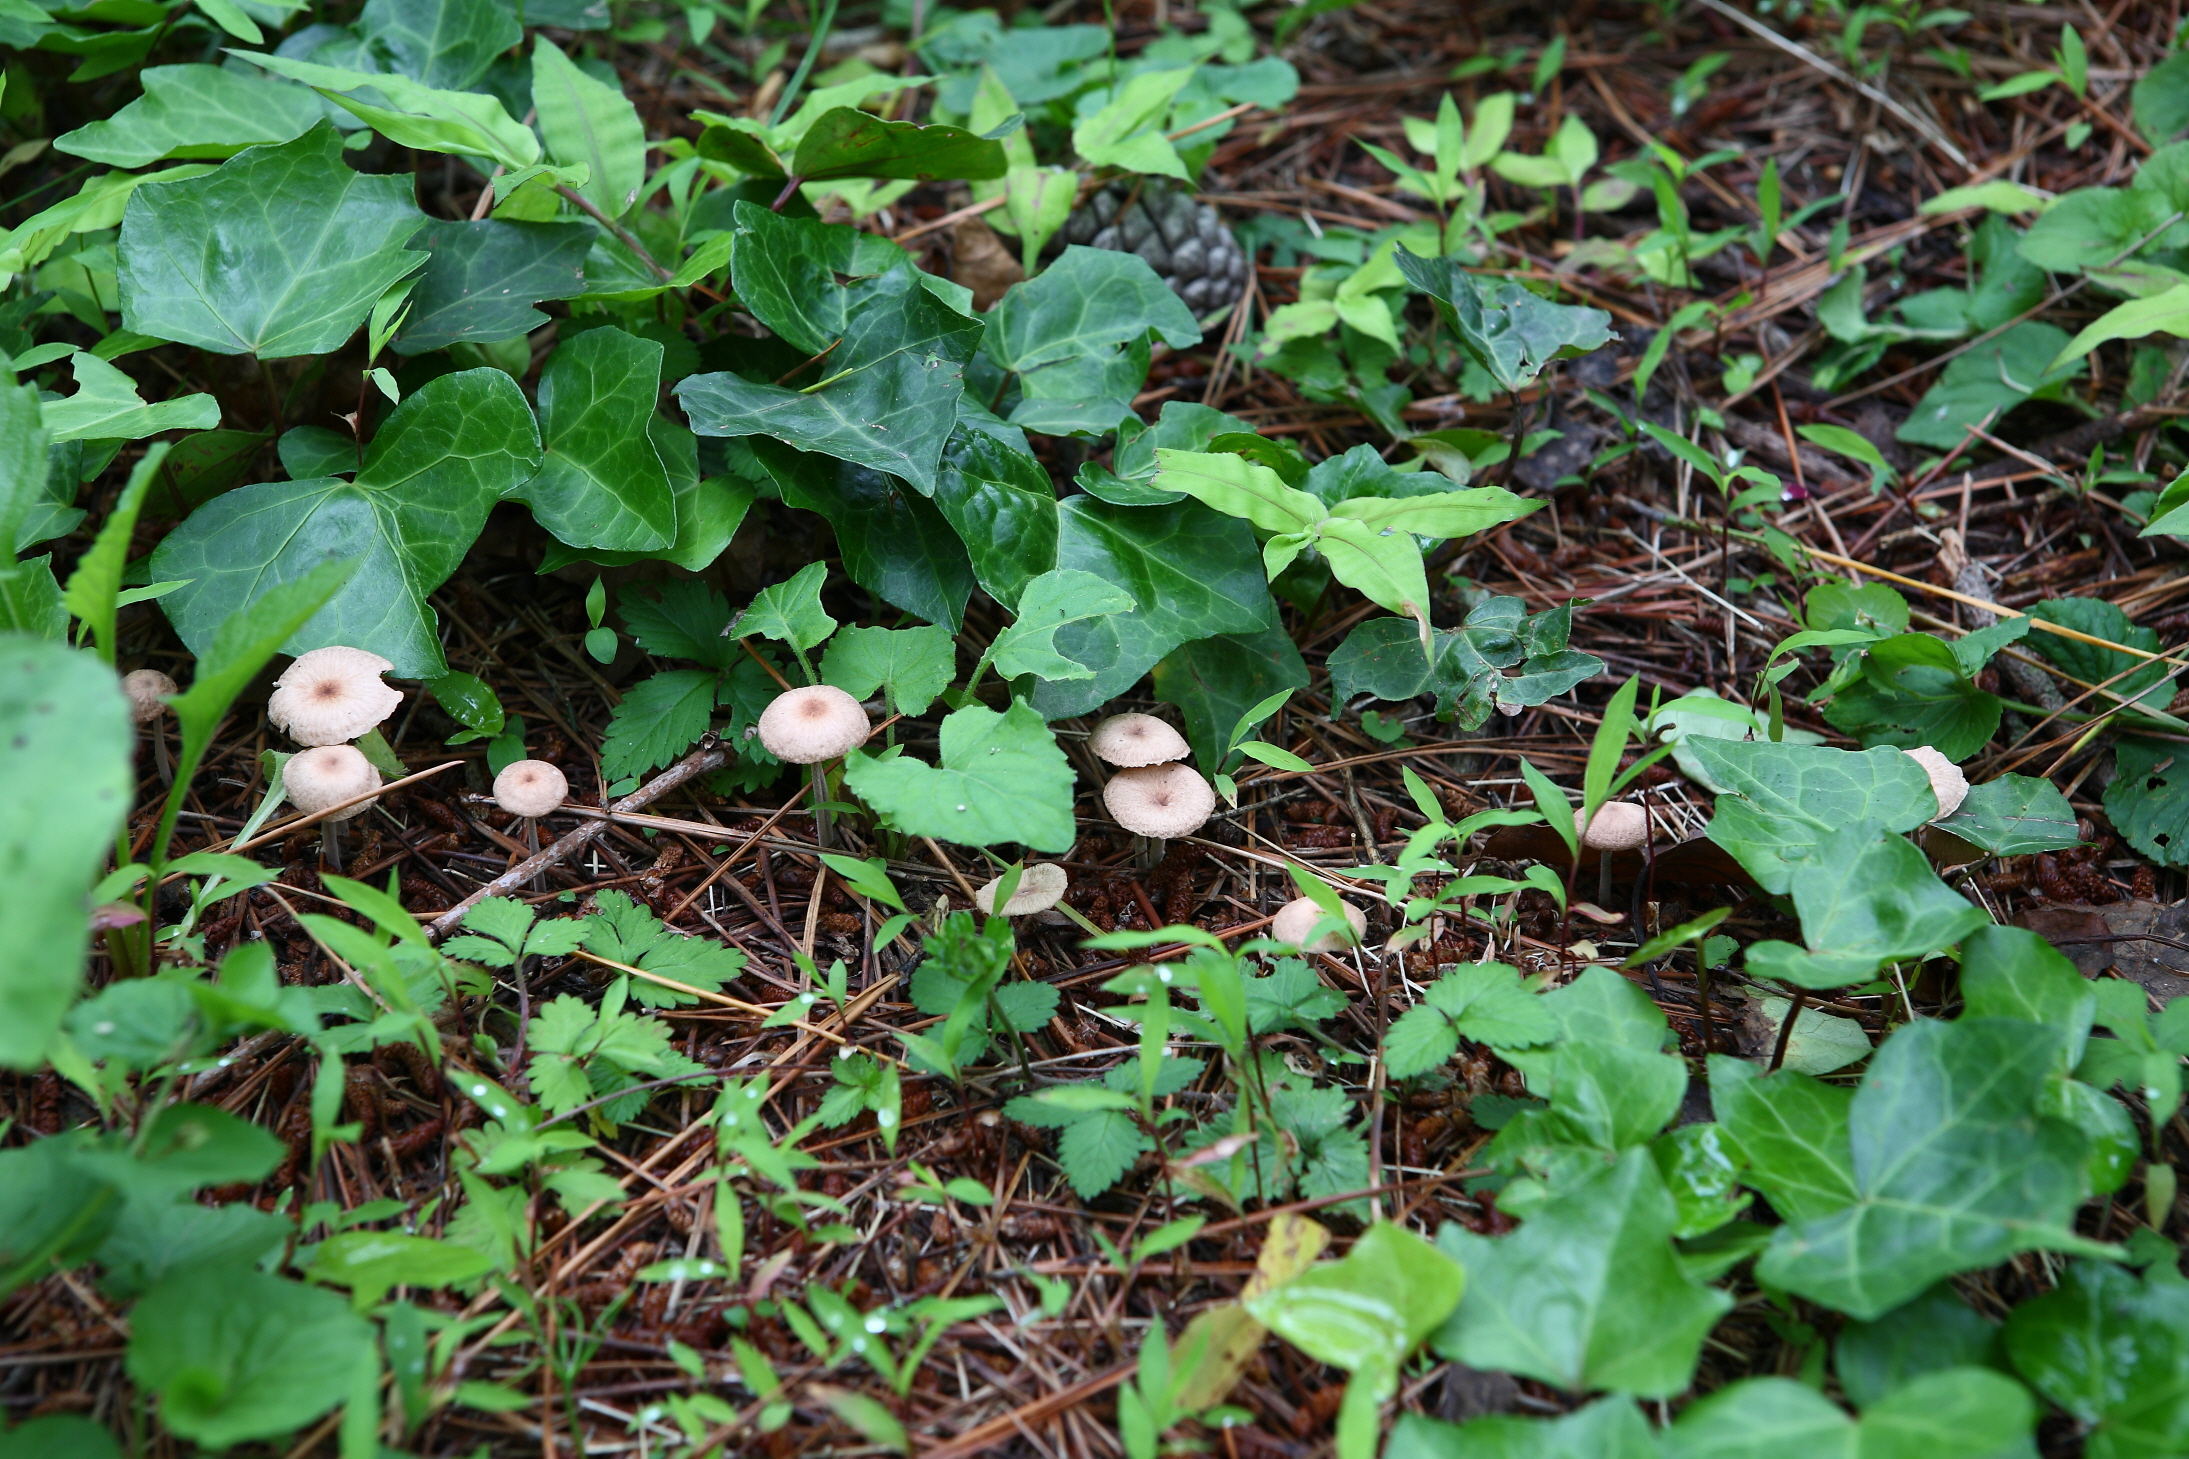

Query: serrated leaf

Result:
[822,624,957,715]
[844,699,1075,852]
[600,669,719,782]
[986,567,1135,681]
[150,369,539,677]
[619,580,736,668]
[1058,1110,1148,1197]
[1385,963,1553,1079]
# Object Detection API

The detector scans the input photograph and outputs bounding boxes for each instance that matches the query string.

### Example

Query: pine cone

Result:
[1051,180,1248,319]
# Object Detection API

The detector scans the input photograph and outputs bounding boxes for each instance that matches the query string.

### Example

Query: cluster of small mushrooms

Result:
[1091,712,1363,953]
[258,646,404,871]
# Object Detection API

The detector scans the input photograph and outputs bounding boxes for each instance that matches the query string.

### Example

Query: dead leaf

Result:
[2017,899,2189,1003]
[951,216,1023,311]
[1170,1214,1331,1411]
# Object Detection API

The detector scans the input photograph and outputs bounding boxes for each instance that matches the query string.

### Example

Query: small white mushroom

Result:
[282,744,382,872]
[1104,762,1217,869]
[123,668,177,782]
[975,862,1069,917]
[1574,800,1651,905]
[1088,713,1190,767]
[1903,745,1969,819]
[758,684,871,848]
[1269,894,1367,953]
[268,646,402,747]
[494,759,567,874]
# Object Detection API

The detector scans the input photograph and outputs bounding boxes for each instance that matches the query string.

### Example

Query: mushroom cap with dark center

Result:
[1903,746,1969,819]
[122,668,176,725]
[1269,895,1367,952]
[975,862,1070,916]
[1088,713,1190,767]
[495,759,569,819]
[268,646,402,746]
[1102,762,1216,839]
[283,744,382,821]
[758,685,871,764]
[1574,800,1650,851]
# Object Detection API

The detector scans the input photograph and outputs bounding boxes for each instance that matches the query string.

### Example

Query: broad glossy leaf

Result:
[393,219,592,353]
[1386,1400,1656,1459]
[678,262,982,493]
[1662,1369,2036,1459]
[1823,633,2002,760]
[1071,67,1195,178]
[844,699,1076,852]
[822,624,956,716]
[1896,322,2082,450]
[726,201,916,356]
[540,420,751,573]
[1757,1017,2110,1319]
[1711,1057,1861,1224]
[1499,969,1687,1156]
[1688,739,1934,895]
[736,560,834,652]
[510,326,674,551]
[118,125,426,359]
[987,568,1135,682]
[359,0,520,89]
[1327,599,1602,730]
[1152,626,1309,771]
[985,247,1200,428]
[1934,774,2081,854]
[791,106,1008,181]
[152,369,540,677]
[750,439,976,629]
[126,1266,373,1449]
[2027,597,2170,709]
[0,379,54,555]
[2004,1261,2189,1458]
[244,56,540,169]
[0,638,132,1069]
[1028,496,1277,719]
[40,353,219,444]
[1786,823,1992,966]
[55,64,322,167]
[1396,248,1615,391]
[1435,1147,1731,1397]
[2106,735,2189,867]
[1836,1285,2001,1410]
[933,422,1057,610]
[533,39,646,220]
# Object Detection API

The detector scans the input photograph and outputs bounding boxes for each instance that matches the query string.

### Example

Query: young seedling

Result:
[266,645,402,746]
[281,744,381,872]
[756,683,871,849]
[123,668,176,784]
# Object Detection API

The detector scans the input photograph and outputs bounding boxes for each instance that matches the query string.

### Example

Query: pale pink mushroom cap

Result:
[268,646,401,746]
[1574,800,1650,851]
[974,862,1069,916]
[494,759,569,818]
[1270,895,1367,952]
[1103,763,1216,839]
[1904,746,1969,819]
[757,685,871,763]
[122,668,176,724]
[283,744,382,821]
[1089,713,1190,767]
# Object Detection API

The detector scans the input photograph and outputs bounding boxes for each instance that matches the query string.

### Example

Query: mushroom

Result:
[1269,894,1367,953]
[1103,761,1215,867]
[1574,800,1651,906]
[268,646,402,747]
[1089,713,1190,768]
[757,684,872,848]
[282,743,382,872]
[494,759,568,874]
[975,862,1069,917]
[123,668,177,783]
[1903,746,1969,820]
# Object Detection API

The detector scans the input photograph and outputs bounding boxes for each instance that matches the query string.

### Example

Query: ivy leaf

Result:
[1384,962,1554,1079]
[1028,496,1278,720]
[1395,249,1616,393]
[822,624,957,716]
[1071,68,1195,178]
[985,248,1202,428]
[986,568,1136,682]
[240,57,540,170]
[1782,824,1992,971]
[510,327,675,552]
[1663,1370,2037,1459]
[2105,735,2189,868]
[358,0,521,89]
[1896,322,2082,450]
[1152,627,1310,772]
[1386,1400,1656,1459]
[2004,1261,2189,1457]
[1499,969,1687,1156]
[934,422,1058,611]
[790,107,1009,181]
[677,263,982,493]
[151,369,538,678]
[1823,633,2002,760]
[39,353,219,444]
[1711,1058,1862,1224]
[392,219,592,354]
[1327,600,1604,731]
[532,39,647,221]
[118,124,427,359]
[54,64,322,168]
[1755,1018,2114,1320]
[1435,1147,1733,1397]
[749,439,976,630]
[1934,774,2081,855]
[723,202,919,357]
[844,700,1076,852]
[1687,739,1934,895]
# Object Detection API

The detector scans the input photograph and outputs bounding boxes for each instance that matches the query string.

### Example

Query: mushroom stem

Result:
[152,724,173,786]
[521,817,541,890]
[810,762,833,850]
[1597,851,1613,909]
[322,819,346,874]
[1134,835,1165,872]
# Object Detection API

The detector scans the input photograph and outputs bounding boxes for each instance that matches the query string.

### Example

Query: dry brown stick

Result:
[424,739,728,940]
[918,1363,1137,1459]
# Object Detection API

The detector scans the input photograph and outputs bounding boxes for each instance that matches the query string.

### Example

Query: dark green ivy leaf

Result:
[392,219,592,355]
[510,326,676,552]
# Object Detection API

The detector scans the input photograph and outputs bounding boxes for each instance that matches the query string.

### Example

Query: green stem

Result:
[768,0,840,127]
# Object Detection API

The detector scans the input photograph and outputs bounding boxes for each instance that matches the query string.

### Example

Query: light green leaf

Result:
[1688,739,1935,895]
[736,560,835,654]
[40,353,219,444]
[985,567,1135,682]
[1151,448,1325,534]
[1072,67,1195,178]
[822,624,957,716]
[532,39,647,220]
[1326,485,1537,540]
[1922,180,2050,215]
[118,124,427,359]
[1795,424,1897,490]
[240,57,539,170]
[55,64,322,168]
[843,699,1076,852]
[306,1230,493,1309]
[1316,514,1434,630]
